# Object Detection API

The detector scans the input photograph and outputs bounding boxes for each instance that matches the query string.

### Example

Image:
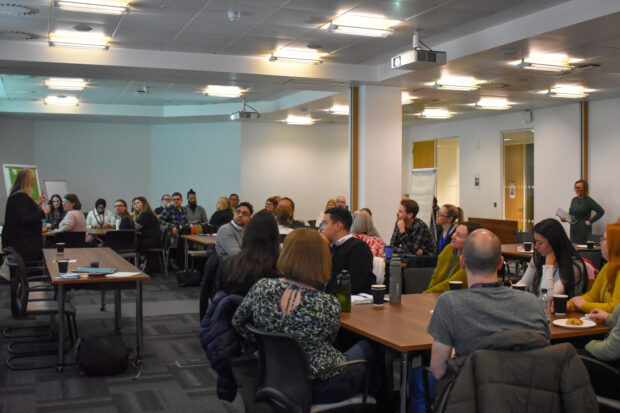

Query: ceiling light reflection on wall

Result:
[44,95,79,106]
[474,97,511,110]
[417,108,452,119]
[321,13,400,37]
[49,31,110,49]
[329,105,349,115]
[55,0,130,15]
[202,85,244,98]
[285,115,314,125]
[513,53,582,72]
[430,76,484,91]
[538,84,591,99]
[269,48,325,64]
[45,77,87,90]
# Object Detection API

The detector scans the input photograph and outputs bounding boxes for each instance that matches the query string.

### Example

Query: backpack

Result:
[75,335,130,376]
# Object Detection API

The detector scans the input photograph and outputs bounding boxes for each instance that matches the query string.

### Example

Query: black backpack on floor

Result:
[75,335,130,376]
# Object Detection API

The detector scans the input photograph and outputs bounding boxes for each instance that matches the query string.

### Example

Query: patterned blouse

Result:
[353,233,385,257]
[232,278,346,380]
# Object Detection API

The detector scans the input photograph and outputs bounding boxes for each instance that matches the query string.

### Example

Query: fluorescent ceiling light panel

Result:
[329,105,349,115]
[55,0,130,15]
[538,84,591,98]
[286,115,314,125]
[402,91,416,105]
[49,31,110,49]
[417,108,452,119]
[44,95,79,106]
[513,53,582,72]
[45,77,87,90]
[474,97,511,110]
[430,76,484,91]
[322,13,400,37]
[269,48,325,64]
[202,85,244,98]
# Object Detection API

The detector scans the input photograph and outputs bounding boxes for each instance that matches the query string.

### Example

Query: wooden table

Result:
[44,247,150,371]
[502,243,602,260]
[180,234,216,270]
[341,292,610,413]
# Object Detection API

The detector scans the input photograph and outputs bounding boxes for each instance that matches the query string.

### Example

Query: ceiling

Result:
[1,0,620,124]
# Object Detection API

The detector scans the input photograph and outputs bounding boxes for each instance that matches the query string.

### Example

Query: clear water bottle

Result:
[539,288,552,320]
[337,270,351,313]
[389,257,402,304]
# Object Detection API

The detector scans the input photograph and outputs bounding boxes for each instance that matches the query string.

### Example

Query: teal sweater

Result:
[585,305,620,362]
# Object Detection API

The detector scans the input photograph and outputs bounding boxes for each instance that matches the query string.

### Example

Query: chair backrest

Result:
[199,252,222,321]
[54,231,86,248]
[579,249,603,270]
[403,267,435,294]
[246,324,312,413]
[201,223,218,235]
[161,227,173,250]
[515,231,533,243]
[405,255,438,268]
[105,230,136,252]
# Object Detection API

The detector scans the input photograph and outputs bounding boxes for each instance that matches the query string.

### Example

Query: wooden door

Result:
[504,144,525,231]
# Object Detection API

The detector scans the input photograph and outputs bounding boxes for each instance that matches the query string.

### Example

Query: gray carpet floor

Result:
[0,273,246,413]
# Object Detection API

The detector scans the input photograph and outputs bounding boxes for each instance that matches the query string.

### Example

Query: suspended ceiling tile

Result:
[168,31,238,53]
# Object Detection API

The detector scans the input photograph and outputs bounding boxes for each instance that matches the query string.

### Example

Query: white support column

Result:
[358,85,402,239]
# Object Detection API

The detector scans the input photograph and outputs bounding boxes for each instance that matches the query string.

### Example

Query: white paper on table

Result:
[53,259,78,263]
[106,272,141,278]
[352,294,373,305]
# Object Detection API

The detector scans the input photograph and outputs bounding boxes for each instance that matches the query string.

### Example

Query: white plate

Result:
[552,318,596,329]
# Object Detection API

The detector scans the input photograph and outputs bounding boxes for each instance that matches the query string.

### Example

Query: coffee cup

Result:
[554,294,568,315]
[371,284,386,306]
[90,261,99,268]
[57,260,69,274]
[56,242,65,254]
[586,241,595,249]
[512,284,526,291]
[523,242,532,252]
[384,246,393,259]
[449,281,463,290]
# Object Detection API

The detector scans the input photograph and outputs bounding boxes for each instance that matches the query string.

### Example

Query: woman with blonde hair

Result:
[2,169,50,261]
[232,228,379,404]
[315,198,336,228]
[435,204,463,254]
[351,210,385,257]
[132,196,161,250]
[209,196,234,229]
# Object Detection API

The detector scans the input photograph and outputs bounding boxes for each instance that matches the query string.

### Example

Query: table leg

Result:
[114,290,121,334]
[184,238,189,272]
[136,280,143,362]
[57,284,65,372]
[400,352,408,413]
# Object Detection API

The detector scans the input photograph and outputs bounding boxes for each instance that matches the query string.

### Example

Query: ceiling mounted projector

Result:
[230,97,260,121]
[391,30,446,70]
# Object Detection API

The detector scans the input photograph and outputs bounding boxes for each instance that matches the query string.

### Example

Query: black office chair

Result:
[404,255,438,268]
[403,267,435,294]
[105,229,137,263]
[53,231,86,248]
[141,227,172,278]
[580,355,620,403]
[230,354,275,413]
[246,324,373,413]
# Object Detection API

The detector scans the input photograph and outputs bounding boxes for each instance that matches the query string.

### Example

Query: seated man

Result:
[159,192,189,269]
[186,188,209,225]
[278,197,306,228]
[114,199,134,230]
[321,207,375,295]
[215,202,253,258]
[428,229,551,380]
[390,199,435,256]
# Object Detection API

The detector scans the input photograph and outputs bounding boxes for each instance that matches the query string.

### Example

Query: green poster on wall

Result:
[2,164,41,200]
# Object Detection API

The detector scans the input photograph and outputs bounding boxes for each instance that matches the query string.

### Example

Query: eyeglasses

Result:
[163,198,170,201]
[114,204,125,208]
[172,197,181,201]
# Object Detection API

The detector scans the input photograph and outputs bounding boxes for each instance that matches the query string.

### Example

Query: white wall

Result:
[436,138,460,206]
[239,122,348,222]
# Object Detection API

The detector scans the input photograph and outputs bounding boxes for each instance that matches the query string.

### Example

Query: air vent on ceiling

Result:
[0,30,38,40]
[0,3,39,15]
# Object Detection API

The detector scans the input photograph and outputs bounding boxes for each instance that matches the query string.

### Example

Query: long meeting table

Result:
[43,247,150,372]
[340,293,610,413]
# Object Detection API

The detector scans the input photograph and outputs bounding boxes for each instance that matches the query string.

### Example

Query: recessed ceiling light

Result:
[417,108,453,119]
[45,77,87,90]
[285,115,314,125]
[202,85,245,98]
[55,0,130,15]
[537,84,592,99]
[321,13,400,37]
[269,48,326,64]
[44,95,79,106]
[512,53,582,72]
[49,31,110,49]
[473,97,511,110]
[429,76,485,91]
[329,105,349,115]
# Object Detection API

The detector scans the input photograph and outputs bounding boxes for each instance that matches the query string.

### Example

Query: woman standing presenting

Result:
[2,169,50,261]
[564,179,604,244]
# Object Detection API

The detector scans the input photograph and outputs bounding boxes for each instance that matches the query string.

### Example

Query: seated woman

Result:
[315,198,336,228]
[351,210,385,257]
[209,197,234,229]
[132,196,161,250]
[264,196,279,213]
[569,223,620,313]
[44,194,66,230]
[222,210,280,295]
[55,194,87,235]
[424,222,482,293]
[516,218,588,297]
[275,205,294,235]
[85,198,114,229]
[435,204,463,254]
[232,228,378,404]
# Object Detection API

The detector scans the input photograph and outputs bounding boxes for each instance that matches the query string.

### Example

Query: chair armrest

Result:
[580,355,620,376]
[597,396,620,411]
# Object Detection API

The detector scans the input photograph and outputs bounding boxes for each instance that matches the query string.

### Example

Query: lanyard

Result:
[602,280,609,302]
[174,207,184,224]
[470,282,500,288]
[438,225,454,252]
[96,211,105,227]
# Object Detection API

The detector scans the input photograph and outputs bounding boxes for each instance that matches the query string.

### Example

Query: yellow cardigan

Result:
[424,246,467,293]
[569,263,620,313]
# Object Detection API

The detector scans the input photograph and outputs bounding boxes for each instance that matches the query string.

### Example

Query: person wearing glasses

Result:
[154,194,171,217]
[435,204,463,254]
[215,202,253,258]
[114,199,134,230]
[86,198,115,229]
[158,192,189,270]
[561,179,605,244]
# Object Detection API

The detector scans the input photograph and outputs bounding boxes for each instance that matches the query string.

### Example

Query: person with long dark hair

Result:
[516,218,588,297]
[44,193,65,230]
[222,209,280,295]
[2,169,50,261]
[132,196,161,250]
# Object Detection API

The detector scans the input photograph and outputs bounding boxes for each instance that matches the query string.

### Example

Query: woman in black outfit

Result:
[222,209,280,295]
[2,169,50,261]
[44,193,65,230]
[131,196,161,250]
[209,197,234,229]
